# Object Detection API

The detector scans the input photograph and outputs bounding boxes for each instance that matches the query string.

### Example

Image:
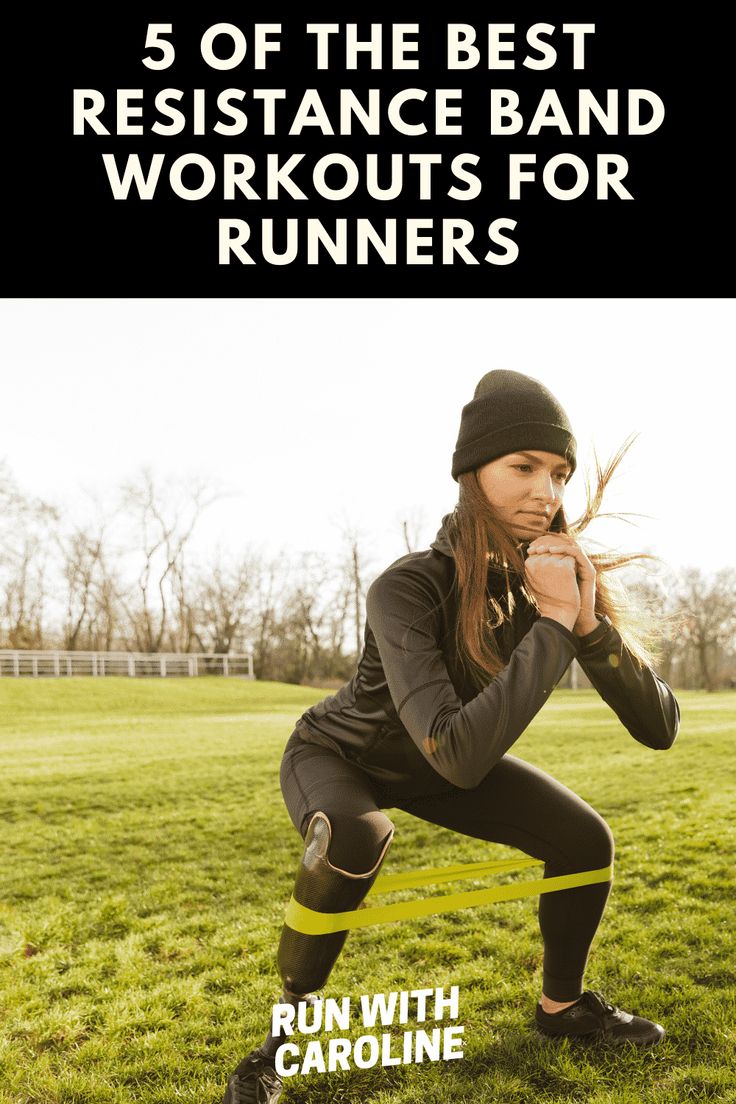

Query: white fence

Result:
[0,650,254,679]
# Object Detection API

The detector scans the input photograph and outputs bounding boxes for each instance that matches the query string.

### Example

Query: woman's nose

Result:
[532,473,558,503]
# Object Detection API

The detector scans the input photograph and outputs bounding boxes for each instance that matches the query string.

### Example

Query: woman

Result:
[221,369,680,1104]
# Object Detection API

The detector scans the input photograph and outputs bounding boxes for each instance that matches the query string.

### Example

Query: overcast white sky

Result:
[1,297,732,577]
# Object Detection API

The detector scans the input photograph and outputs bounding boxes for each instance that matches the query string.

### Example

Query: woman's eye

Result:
[513,463,568,480]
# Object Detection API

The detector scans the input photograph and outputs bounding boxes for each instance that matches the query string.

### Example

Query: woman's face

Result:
[477,450,571,537]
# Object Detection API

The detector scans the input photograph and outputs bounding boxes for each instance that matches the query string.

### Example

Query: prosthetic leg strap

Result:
[284,860,614,935]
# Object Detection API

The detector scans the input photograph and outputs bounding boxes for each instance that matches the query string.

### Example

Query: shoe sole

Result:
[535,1025,665,1047]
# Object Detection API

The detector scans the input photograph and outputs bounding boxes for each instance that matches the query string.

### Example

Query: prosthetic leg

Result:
[277,810,395,995]
[221,810,394,1104]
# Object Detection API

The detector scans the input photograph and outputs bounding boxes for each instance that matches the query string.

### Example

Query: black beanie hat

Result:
[452,370,576,482]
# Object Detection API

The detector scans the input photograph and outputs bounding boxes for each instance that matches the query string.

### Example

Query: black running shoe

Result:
[535,989,665,1046]
[221,1048,283,1104]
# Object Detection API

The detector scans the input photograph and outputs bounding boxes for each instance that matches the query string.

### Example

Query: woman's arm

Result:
[365,568,578,790]
[576,617,680,750]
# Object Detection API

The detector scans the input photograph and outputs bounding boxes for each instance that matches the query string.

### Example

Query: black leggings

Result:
[280,730,614,1001]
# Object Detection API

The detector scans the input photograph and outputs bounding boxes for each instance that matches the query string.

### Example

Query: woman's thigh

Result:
[391,754,614,871]
[280,732,394,873]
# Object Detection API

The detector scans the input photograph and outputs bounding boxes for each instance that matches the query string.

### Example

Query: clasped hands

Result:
[524,532,600,637]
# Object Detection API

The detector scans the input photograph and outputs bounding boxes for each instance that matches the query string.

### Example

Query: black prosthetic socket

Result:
[277,811,394,996]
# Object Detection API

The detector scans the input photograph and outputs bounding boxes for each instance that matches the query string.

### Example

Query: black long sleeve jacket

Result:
[294,513,680,794]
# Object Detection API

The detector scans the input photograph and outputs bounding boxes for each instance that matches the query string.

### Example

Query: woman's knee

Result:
[308,809,395,875]
[576,812,615,869]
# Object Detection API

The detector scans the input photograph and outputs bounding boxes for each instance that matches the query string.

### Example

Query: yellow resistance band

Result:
[284,858,614,936]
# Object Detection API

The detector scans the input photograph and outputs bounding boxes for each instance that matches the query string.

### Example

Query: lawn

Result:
[0,679,734,1104]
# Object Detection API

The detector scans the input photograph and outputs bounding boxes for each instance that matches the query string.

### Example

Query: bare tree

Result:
[278,550,335,683]
[0,461,58,648]
[395,506,429,554]
[673,566,736,691]
[87,558,123,651]
[118,469,221,652]
[247,554,284,680]
[261,546,357,685]
[56,522,118,650]
[187,550,258,655]
[336,524,368,660]
[2,538,49,647]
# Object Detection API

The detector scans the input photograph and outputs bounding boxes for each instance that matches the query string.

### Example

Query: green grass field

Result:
[1,678,734,1104]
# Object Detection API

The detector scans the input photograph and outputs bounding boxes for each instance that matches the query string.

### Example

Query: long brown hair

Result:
[445,436,659,689]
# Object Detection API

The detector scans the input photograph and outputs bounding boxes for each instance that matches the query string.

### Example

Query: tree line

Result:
[1,462,734,690]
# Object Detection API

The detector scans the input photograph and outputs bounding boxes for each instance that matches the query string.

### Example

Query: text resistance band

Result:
[285,856,614,935]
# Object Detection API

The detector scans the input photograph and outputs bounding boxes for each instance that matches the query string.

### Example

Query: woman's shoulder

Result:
[367,546,454,617]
